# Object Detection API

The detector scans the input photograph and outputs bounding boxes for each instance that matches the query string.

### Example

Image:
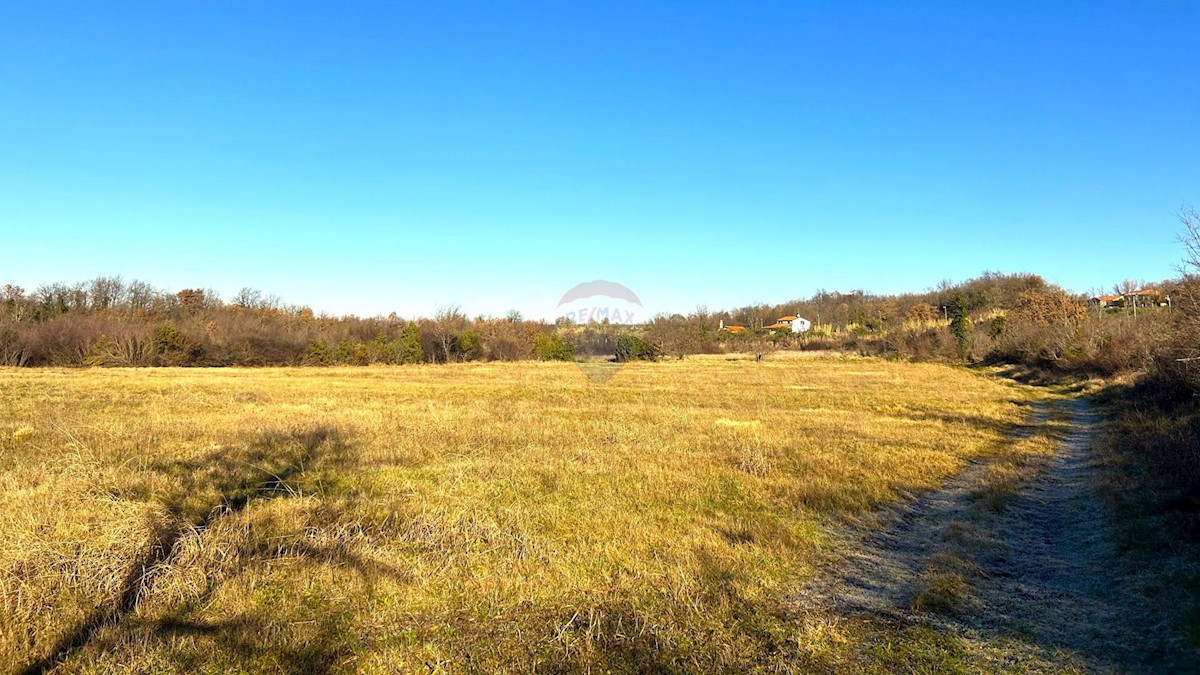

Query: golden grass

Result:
[0,358,1044,672]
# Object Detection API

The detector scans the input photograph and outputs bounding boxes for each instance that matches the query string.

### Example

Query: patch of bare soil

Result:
[799,398,1195,672]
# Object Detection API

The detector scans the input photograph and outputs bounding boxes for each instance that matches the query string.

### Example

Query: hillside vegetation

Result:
[0,270,1174,379]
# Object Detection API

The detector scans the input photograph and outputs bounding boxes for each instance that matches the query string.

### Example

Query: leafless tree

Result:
[126,280,158,314]
[233,287,264,309]
[1,285,28,321]
[1113,278,1146,295]
[1168,208,1200,379]
[432,305,468,363]
[1181,206,1200,275]
[88,276,126,310]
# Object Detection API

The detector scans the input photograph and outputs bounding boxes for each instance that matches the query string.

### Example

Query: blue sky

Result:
[1,1,1197,318]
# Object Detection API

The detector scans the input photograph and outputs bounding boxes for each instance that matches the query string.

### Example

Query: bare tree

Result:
[1170,208,1200,378]
[233,287,264,309]
[645,315,701,359]
[1113,278,1146,295]
[432,305,468,363]
[1,285,27,321]
[1181,206,1200,275]
[126,280,157,314]
[88,276,126,311]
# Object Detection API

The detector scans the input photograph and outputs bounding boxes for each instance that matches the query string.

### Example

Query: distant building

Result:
[721,315,812,334]
[764,315,814,333]
[1089,294,1124,307]
[789,317,813,333]
[1126,288,1166,306]
[1089,287,1171,309]
[765,315,796,330]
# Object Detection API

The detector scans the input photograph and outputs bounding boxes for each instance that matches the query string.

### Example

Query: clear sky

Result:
[2,1,1197,318]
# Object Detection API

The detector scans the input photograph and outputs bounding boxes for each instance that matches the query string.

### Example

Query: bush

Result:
[153,323,186,353]
[0,327,30,366]
[533,333,575,361]
[335,340,369,365]
[84,334,154,367]
[906,303,938,323]
[887,326,958,362]
[305,340,334,366]
[399,323,424,364]
[988,315,1006,338]
[153,323,200,365]
[615,334,656,362]
[1101,377,1200,537]
[1009,288,1085,326]
[361,332,399,364]
[457,330,481,361]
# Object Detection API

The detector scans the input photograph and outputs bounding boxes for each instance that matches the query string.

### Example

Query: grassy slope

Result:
[0,358,1044,672]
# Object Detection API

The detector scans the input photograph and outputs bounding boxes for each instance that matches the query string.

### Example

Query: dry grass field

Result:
[0,357,1053,673]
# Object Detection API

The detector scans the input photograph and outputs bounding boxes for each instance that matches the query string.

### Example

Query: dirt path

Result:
[801,398,1193,672]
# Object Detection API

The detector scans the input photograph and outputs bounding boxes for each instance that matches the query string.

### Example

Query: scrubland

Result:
[0,357,1054,672]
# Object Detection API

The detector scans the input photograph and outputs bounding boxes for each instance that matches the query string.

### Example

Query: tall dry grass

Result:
[0,358,1045,672]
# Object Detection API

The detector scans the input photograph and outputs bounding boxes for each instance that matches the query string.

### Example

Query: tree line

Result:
[0,281,552,367]
[0,270,1174,372]
[1,213,1196,385]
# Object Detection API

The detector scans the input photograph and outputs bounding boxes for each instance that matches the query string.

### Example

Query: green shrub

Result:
[533,333,575,361]
[305,340,333,366]
[615,334,655,362]
[457,330,481,361]
[153,323,187,354]
[399,323,425,364]
[949,295,970,359]
[367,332,398,364]
[988,315,1006,338]
[153,323,200,365]
[334,341,368,365]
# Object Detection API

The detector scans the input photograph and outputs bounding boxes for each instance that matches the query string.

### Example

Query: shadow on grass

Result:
[152,606,359,674]
[898,397,1044,439]
[130,536,409,675]
[20,425,366,675]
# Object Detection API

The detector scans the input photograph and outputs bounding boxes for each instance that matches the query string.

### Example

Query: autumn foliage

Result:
[0,268,1180,377]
